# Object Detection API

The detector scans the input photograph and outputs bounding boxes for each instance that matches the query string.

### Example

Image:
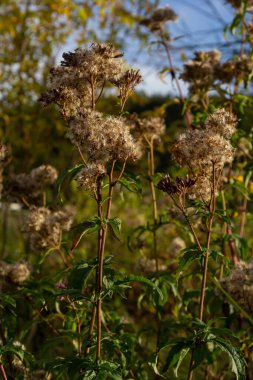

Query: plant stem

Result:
[84,306,96,355]
[187,164,217,380]
[67,296,82,355]
[161,36,191,129]
[239,172,251,238]
[96,161,116,360]
[0,364,8,380]
[147,139,159,272]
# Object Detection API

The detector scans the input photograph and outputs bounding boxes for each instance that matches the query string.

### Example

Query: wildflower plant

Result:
[40,43,143,367]
[2,1,253,379]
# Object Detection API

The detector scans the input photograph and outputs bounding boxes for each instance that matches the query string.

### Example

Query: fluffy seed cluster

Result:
[112,69,142,106]
[24,206,75,251]
[77,163,106,191]
[219,261,253,314]
[69,110,142,163]
[0,260,31,290]
[41,43,143,192]
[40,43,124,117]
[135,257,166,274]
[140,6,178,33]
[131,115,166,143]
[171,109,236,203]
[6,165,58,205]
[181,50,253,95]
[214,54,253,86]
[180,50,221,95]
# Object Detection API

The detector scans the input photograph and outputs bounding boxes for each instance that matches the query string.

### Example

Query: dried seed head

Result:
[180,50,221,94]
[205,108,237,139]
[61,43,124,83]
[219,261,253,314]
[140,6,178,33]
[152,6,178,22]
[157,174,196,195]
[69,110,142,162]
[131,115,166,143]
[172,129,234,172]
[188,174,214,204]
[225,0,253,11]
[112,69,142,104]
[9,261,32,284]
[214,55,253,84]
[6,165,58,205]
[168,237,186,254]
[24,206,74,251]
[0,261,12,277]
[135,257,166,274]
[77,162,107,192]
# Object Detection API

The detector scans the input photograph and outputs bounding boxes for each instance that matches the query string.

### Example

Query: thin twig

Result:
[160,36,191,129]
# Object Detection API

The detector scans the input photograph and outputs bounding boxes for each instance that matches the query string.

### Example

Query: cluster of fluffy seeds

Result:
[180,50,221,95]
[112,69,142,106]
[135,257,166,274]
[77,163,107,191]
[69,111,142,163]
[40,43,125,119]
[131,115,166,143]
[24,206,75,251]
[6,165,58,205]
[172,129,234,171]
[215,55,253,85]
[140,6,178,33]
[181,50,253,95]
[0,260,31,290]
[170,109,236,203]
[41,43,143,192]
[168,237,186,256]
[219,261,253,314]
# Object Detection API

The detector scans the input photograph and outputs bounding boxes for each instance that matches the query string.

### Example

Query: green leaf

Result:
[162,343,190,374]
[119,173,142,194]
[212,338,246,380]
[107,217,121,240]
[0,343,34,366]
[174,347,190,376]
[148,354,166,378]
[70,216,102,251]
[192,343,209,370]
[117,275,164,301]
[177,248,202,278]
[56,164,84,202]
[68,260,97,289]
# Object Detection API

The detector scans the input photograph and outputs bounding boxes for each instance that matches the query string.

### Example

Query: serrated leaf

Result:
[212,338,246,380]
[107,217,121,240]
